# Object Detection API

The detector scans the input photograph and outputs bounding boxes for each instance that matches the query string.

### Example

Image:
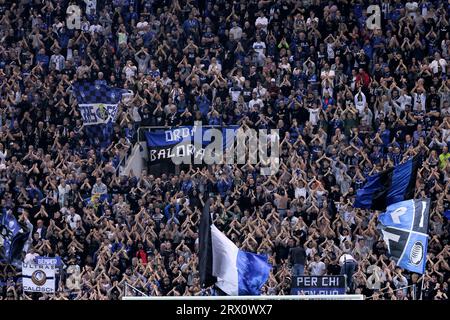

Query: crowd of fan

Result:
[0,0,449,300]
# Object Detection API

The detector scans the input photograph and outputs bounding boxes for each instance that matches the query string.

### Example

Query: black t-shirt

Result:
[439,25,449,42]
[289,246,306,265]
[275,244,290,263]
[356,56,369,71]
[242,88,252,102]
[327,263,341,275]
[373,68,383,83]
[166,112,180,127]
[427,93,440,109]
[153,109,166,126]
[216,86,229,101]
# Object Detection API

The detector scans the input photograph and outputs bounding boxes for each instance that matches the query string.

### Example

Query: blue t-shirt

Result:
[183,19,199,33]
[36,54,49,67]
[379,129,391,146]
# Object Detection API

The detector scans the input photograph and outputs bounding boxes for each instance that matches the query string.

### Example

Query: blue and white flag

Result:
[73,82,125,125]
[378,199,430,274]
[0,209,30,264]
[73,82,126,148]
[145,126,197,147]
[22,263,56,293]
[199,199,271,295]
[210,225,271,295]
[144,125,239,163]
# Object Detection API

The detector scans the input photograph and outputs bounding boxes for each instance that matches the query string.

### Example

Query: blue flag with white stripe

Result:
[378,199,430,274]
[210,225,271,295]
[199,199,271,295]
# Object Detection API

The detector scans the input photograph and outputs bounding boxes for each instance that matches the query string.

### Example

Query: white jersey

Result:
[85,0,97,16]
[339,254,356,266]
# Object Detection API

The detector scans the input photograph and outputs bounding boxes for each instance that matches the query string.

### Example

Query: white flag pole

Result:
[420,274,425,300]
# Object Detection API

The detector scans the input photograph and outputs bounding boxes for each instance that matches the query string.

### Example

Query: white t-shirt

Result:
[343,210,355,225]
[306,247,317,259]
[412,92,426,111]
[354,92,367,115]
[123,65,137,80]
[118,32,128,45]
[320,69,335,81]
[252,86,267,98]
[0,149,7,163]
[252,41,266,55]
[229,26,243,40]
[339,254,356,266]
[286,216,299,227]
[229,87,242,102]
[307,107,320,125]
[295,187,307,199]
[36,227,45,239]
[162,77,172,86]
[339,234,352,245]
[24,252,39,264]
[249,98,263,109]
[208,63,222,75]
[255,16,269,30]
[58,184,71,205]
[306,17,319,26]
[66,214,82,230]
[326,43,335,59]
[85,0,97,16]
[132,106,142,122]
[310,261,326,275]
[137,21,149,35]
[405,1,419,19]
[89,24,103,34]
[395,94,412,113]
[429,58,447,74]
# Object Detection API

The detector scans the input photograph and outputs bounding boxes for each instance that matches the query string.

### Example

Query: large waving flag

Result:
[378,199,430,273]
[72,82,126,148]
[199,199,271,295]
[355,155,420,211]
[0,209,30,264]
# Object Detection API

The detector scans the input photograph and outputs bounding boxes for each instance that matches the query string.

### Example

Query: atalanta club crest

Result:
[96,104,109,121]
[31,270,47,286]
[409,241,424,266]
